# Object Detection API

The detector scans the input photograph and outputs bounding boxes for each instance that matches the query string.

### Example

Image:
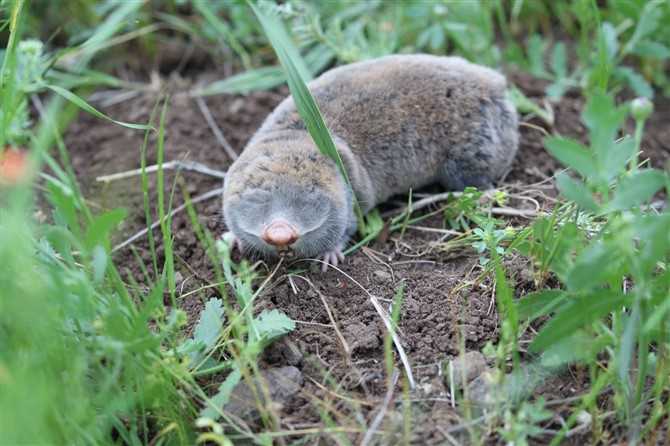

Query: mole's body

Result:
[223,55,518,269]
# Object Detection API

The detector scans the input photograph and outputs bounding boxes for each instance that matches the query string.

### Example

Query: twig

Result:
[490,206,539,218]
[96,160,226,182]
[112,187,223,253]
[194,96,238,161]
[360,369,400,446]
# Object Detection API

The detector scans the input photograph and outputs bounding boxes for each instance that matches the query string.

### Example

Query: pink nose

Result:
[261,220,298,247]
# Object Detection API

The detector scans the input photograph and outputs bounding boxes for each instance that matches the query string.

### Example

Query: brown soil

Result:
[62,67,669,444]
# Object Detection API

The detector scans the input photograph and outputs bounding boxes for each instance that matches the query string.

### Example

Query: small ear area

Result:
[261,219,299,247]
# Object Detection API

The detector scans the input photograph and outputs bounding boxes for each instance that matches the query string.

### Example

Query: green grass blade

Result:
[75,0,143,68]
[156,97,176,304]
[46,84,151,130]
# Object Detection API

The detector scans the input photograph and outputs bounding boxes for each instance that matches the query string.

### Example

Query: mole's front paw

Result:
[222,231,243,252]
[320,247,345,272]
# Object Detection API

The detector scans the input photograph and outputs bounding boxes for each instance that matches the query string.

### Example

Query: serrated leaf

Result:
[193,298,225,353]
[516,289,568,320]
[606,169,665,212]
[200,366,241,420]
[556,172,599,212]
[530,290,629,352]
[544,137,595,178]
[255,309,295,344]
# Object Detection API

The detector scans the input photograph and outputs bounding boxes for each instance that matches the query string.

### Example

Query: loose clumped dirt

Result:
[62,66,669,444]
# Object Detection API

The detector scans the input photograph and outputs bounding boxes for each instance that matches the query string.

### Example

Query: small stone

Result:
[373,269,392,281]
[576,410,592,427]
[174,271,184,286]
[445,351,487,389]
[466,370,496,406]
[224,366,303,421]
[344,321,380,353]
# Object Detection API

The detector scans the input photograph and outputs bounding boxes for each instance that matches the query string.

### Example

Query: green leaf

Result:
[540,332,605,368]
[581,93,627,165]
[602,138,636,181]
[516,289,568,320]
[84,208,127,252]
[617,302,639,395]
[615,66,653,98]
[600,22,619,62]
[556,172,599,212]
[606,169,666,212]
[255,309,295,345]
[567,240,622,291]
[530,290,629,352]
[193,298,225,353]
[46,85,151,130]
[527,34,548,78]
[550,42,567,78]
[91,245,107,284]
[633,214,670,277]
[200,366,241,420]
[633,40,670,59]
[544,137,595,178]
[624,0,662,55]
[507,87,554,126]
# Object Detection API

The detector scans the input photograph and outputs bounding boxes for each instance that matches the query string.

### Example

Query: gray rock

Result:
[224,366,303,420]
[373,269,392,281]
[446,351,488,389]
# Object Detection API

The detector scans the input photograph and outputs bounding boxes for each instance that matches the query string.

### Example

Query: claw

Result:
[320,247,346,272]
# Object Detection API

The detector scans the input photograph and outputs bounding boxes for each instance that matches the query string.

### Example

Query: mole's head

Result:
[222,137,353,260]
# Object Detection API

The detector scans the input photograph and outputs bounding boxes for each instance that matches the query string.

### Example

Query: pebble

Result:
[224,366,304,421]
[445,351,488,389]
[373,269,392,281]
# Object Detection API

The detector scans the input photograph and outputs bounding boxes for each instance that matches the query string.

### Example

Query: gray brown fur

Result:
[223,54,518,260]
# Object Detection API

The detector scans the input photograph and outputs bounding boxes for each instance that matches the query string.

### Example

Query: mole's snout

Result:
[261,219,299,247]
